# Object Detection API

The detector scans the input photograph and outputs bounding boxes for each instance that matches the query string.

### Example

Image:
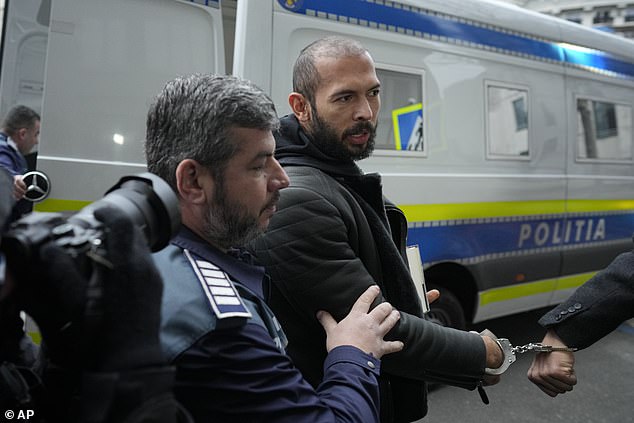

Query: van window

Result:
[576,98,633,161]
[486,82,530,159]
[376,68,424,153]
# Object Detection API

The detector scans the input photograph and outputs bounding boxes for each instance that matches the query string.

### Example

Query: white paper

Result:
[406,245,430,313]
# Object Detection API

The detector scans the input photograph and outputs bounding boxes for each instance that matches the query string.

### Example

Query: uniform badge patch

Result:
[184,249,252,319]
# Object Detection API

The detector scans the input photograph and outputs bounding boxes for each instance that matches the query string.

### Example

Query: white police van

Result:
[1,0,633,329]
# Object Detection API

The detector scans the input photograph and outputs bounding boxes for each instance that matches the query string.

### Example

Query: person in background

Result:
[145,73,404,422]
[0,105,40,224]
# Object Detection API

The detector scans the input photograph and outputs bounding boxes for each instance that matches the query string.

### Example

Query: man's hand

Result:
[527,329,577,397]
[91,206,165,371]
[317,285,404,359]
[8,227,88,368]
[426,289,440,305]
[7,207,166,371]
[12,175,26,200]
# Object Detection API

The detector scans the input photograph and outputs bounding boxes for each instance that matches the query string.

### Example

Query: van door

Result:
[558,73,634,304]
[0,0,50,170]
[28,0,225,208]
[0,0,49,118]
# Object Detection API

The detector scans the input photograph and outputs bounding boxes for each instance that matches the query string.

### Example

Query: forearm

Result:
[382,312,487,386]
[176,325,380,423]
[256,189,489,386]
[539,250,634,349]
[258,216,489,385]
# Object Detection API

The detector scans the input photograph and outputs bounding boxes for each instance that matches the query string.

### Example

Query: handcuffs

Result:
[485,338,578,375]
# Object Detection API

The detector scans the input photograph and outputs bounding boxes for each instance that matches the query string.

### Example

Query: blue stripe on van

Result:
[407,212,634,263]
[278,0,634,78]
[186,0,219,7]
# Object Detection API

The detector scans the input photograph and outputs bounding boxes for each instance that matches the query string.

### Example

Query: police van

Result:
[2,0,633,329]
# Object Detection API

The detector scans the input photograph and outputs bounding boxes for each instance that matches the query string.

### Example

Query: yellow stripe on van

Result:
[400,200,565,221]
[556,271,598,290]
[480,279,557,306]
[400,199,634,222]
[566,199,634,213]
[479,271,596,306]
[34,198,92,213]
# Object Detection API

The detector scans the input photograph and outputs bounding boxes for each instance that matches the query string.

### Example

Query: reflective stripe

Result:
[34,198,90,212]
[401,199,634,222]
[404,200,634,264]
[479,271,595,307]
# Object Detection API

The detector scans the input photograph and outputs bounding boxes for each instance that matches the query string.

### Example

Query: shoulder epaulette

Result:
[184,249,252,320]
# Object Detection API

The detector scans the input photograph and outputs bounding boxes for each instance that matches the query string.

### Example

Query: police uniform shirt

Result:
[155,226,382,423]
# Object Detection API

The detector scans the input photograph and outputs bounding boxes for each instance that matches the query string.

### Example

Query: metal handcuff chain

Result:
[485,338,578,376]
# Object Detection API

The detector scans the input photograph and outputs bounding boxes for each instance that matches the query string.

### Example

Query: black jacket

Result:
[252,115,487,422]
[539,243,634,348]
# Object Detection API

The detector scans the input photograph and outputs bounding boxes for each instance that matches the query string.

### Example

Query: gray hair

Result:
[145,74,279,191]
[1,105,40,137]
[293,36,368,107]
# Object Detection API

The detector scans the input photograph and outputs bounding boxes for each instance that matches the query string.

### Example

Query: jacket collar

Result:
[276,114,390,216]
[0,132,18,153]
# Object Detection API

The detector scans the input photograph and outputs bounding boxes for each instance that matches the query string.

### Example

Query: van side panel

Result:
[36,0,224,205]
[2,0,632,326]
[259,0,634,324]
[0,0,48,118]
[233,0,273,92]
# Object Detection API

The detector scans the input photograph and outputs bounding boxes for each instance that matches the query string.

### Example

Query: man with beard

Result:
[251,37,508,423]
[145,73,406,422]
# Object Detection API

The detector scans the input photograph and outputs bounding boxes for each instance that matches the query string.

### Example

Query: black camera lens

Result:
[1,172,180,268]
[72,173,180,252]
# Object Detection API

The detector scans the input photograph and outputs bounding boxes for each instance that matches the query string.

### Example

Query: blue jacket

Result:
[155,227,382,423]
[0,132,30,224]
[0,132,27,176]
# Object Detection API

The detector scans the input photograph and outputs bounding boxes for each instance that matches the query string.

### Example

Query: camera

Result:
[1,172,180,269]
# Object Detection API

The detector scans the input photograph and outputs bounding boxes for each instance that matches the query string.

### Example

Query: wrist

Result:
[543,329,568,347]
[484,337,515,376]
[482,335,503,368]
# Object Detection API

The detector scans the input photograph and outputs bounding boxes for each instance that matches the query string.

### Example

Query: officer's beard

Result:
[202,177,262,251]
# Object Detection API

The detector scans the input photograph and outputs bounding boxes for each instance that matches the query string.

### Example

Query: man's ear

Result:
[288,92,312,123]
[16,128,27,142]
[175,159,211,205]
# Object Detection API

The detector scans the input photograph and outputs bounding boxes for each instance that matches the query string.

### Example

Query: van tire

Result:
[426,286,466,330]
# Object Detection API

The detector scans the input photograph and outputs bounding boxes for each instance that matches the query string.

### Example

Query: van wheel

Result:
[426,286,466,330]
